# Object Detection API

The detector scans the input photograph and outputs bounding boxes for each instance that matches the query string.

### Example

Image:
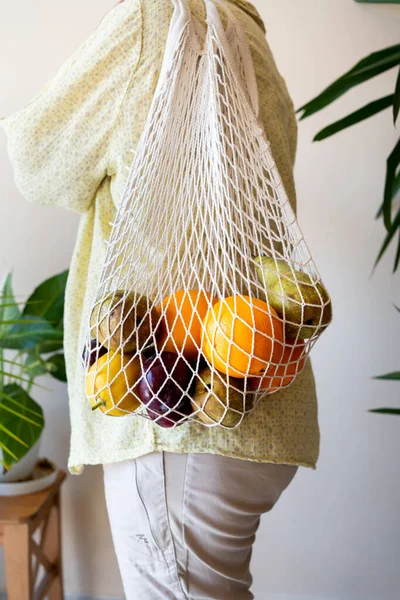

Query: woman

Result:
[1,1,319,598]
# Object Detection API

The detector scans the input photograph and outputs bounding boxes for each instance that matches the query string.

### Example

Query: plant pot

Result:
[0,438,41,483]
[0,458,58,496]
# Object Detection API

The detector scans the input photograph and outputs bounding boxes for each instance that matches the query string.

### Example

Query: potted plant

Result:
[0,270,68,483]
[298,19,399,414]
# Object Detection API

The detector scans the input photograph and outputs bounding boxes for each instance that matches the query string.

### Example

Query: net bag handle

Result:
[205,0,260,117]
[170,0,260,118]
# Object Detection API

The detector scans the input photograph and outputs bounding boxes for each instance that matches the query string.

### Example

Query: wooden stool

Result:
[0,471,66,600]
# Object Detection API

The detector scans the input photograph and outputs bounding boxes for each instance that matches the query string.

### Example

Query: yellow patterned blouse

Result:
[1,0,320,474]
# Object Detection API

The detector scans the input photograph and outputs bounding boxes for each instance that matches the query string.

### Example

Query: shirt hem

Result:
[68,444,318,474]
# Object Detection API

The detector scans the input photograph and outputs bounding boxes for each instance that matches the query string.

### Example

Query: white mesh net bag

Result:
[83,0,332,429]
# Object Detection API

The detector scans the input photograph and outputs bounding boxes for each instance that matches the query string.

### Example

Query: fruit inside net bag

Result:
[83,0,332,429]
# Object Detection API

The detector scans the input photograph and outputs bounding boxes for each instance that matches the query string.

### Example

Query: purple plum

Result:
[139,352,193,428]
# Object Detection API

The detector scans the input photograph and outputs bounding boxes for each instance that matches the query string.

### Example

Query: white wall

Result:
[1,1,399,599]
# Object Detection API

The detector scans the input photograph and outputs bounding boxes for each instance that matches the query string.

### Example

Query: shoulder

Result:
[93,0,143,57]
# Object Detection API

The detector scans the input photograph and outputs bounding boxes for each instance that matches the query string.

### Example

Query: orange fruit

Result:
[157,289,217,359]
[250,339,306,392]
[202,295,284,378]
[85,352,141,416]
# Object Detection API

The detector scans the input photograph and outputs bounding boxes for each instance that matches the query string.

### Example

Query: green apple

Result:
[254,256,332,339]
[191,367,252,428]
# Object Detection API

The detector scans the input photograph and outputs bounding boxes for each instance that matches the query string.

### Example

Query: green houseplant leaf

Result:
[0,383,44,469]
[299,41,400,270]
[45,354,67,382]
[298,44,400,120]
[369,408,400,415]
[0,314,63,351]
[0,274,21,342]
[24,350,48,380]
[23,270,68,328]
[393,67,400,123]
[356,1,400,4]
[375,168,400,219]
[373,209,400,270]
[24,351,67,383]
[373,371,400,380]
[0,270,68,473]
[313,95,394,141]
[382,138,400,231]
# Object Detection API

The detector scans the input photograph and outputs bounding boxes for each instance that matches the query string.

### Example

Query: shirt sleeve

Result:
[0,1,142,214]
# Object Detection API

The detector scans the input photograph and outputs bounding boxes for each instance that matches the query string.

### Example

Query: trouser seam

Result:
[181,453,191,597]
[162,452,190,600]
[133,458,167,558]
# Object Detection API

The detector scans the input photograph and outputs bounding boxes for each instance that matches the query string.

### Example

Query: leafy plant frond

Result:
[0,389,43,419]
[0,314,63,351]
[45,353,67,382]
[382,139,400,231]
[393,67,400,124]
[22,270,68,329]
[0,399,43,427]
[2,357,40,372]
[298,44,400,120]
[369,408,400,415]
[313,95,394,141]
[373,371,400,381]
[373,210,400,271]
[394,229,400,273]
[0,423,28,448]
[0,271,67,469]
[0,439,19,465]
[0,384,45,469]
[0,369,48,389]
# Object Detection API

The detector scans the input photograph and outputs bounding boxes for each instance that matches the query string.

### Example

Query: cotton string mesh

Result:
[82,0,332,429]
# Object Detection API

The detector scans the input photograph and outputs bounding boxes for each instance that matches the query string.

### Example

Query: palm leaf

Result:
[0,314,63,351]
[2,357,40,372]
[313,95,394,141]
[0,389,43,419]
[0,274,20,342]
[393,67,400,124]
[376,168,400,220]
[0,369,47,389]
[373,372,400,381]
[0,423,29,448]
[0,384,44,470]
[382,138,400,230]
[393,170,400,198]
[356,0,400,3]
[393,229,400,272]
[24,351,48,380]
[373,210,400,271]
[0,440,19,464]
[369,408,400,415]
[298,44,400,119]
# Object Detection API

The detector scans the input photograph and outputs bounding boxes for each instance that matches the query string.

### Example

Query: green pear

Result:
[254,256,332,339]
[191,367,252,428]
[90,291,157,353]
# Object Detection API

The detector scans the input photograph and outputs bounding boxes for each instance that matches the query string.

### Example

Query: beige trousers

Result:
[103,452,297,600]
